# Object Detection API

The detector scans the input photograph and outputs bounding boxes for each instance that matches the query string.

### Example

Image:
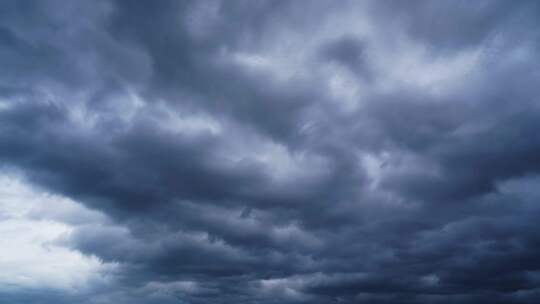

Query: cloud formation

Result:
[1,1,540,303]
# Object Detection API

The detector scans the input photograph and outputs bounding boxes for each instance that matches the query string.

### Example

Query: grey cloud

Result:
[2,1,540,303]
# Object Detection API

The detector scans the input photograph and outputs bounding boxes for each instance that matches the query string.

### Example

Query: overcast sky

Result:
[1,1,540,303]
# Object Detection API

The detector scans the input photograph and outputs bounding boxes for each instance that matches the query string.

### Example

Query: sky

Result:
[1,1,540,303]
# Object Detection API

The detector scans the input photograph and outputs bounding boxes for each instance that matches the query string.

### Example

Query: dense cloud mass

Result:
[1,1,540,303]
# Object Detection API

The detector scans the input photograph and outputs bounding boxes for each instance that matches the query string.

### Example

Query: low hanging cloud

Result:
[1,1,540,303]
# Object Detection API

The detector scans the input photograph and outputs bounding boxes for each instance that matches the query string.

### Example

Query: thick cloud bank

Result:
[2,1,540,303]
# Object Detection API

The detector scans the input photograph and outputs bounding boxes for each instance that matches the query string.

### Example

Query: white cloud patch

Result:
[0,173,117,293]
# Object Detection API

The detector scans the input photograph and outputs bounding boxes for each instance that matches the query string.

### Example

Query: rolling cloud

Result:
[1,1,540,303]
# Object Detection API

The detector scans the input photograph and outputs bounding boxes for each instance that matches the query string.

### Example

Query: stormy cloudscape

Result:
[1,1,540,303]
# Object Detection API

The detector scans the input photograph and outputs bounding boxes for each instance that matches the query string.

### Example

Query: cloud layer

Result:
[2,1,540,303]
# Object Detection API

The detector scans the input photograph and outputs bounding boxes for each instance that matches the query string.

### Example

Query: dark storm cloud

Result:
[2,1,540,303]
[319,36,372,80]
